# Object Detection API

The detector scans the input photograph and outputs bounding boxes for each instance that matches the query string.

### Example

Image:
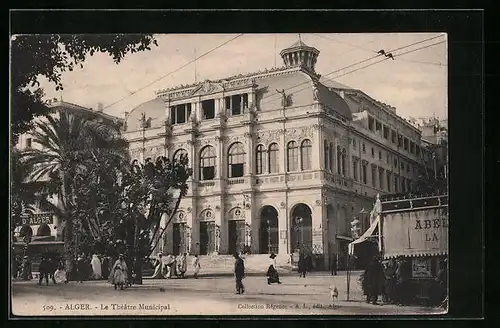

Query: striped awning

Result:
[383,251,447,259]
[348,217,379,255]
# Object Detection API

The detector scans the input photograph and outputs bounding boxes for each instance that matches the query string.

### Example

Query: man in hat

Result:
[234,253,245,294]
[267,253,282,284]
[21,255,32,281]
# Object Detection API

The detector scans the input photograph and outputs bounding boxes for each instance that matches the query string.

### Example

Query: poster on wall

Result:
[412,257,433,278]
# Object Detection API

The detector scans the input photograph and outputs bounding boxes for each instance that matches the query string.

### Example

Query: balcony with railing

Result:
[322,171,353,192]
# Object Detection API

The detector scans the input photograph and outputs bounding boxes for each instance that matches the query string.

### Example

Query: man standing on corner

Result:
[234,253,245,295]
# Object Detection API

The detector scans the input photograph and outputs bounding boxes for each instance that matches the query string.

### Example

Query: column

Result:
[188,140,197,181]
[244,132,253,176]
[312,201,324,255]
[215,197,225,254]
[278,202,288,255]
[314,124,323,171]
[216,136,225,179]
[280,129,287,174]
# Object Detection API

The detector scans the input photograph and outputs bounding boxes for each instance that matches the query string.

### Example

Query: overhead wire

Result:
[103,34,245,112]
[258,35,446,107]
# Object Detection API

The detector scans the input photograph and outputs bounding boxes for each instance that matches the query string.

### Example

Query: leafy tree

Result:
[71,155,192,284]
[10,34,158,144]
[20,110,128,275]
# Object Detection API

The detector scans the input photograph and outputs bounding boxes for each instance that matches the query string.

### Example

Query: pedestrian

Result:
[54,260,67,284]
[124,255,134,286]
[109,254,128,290]
[101,256,110,280]
[393,258,405,305]
[234,253,245,294]
[331,253,337,276]
[91,254,102,280]
[75,254,85,283]
[165,253,176,279]
[176,253,187,278]
[266,253,282,284]
[47,255,57,284]
[363,257,384,305]
[152,253,165,279]
[21,255,32,281]
[12,256,20,279]
[38,256,50,286]
[298,252,307,278]
[192,254,201,279]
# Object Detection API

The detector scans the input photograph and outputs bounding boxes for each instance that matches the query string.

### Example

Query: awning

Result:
[348,217,379,255]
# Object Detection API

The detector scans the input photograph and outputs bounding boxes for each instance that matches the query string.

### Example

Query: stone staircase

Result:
[186,254,294,275]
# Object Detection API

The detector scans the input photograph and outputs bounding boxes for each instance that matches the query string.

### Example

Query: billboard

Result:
[382,207,448,258]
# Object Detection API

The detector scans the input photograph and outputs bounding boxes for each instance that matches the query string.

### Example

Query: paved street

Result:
[11,273,444,316]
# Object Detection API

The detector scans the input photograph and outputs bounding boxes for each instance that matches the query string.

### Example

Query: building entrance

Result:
[228,220,245,255]
[199,221,215,255]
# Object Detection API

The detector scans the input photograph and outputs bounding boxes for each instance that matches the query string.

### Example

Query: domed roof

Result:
[125,97,165,131]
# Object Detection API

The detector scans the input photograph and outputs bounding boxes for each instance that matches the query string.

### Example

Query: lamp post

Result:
[266,219,271,254]
[347,216,361,301]
[186,225,192,254]
[214,224,220,254]
[294,216,303,251]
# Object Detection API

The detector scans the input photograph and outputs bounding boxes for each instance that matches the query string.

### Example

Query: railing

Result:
[199,181,215,187]
[323,171,353,189]
[227,178,245,185]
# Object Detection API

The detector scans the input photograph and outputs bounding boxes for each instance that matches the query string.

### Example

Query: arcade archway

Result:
[290,203,313,253]
[259,206,279,254]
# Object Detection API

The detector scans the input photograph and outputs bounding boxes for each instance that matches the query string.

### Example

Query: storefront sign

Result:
[21,213,54,226]
[382,208,448,258]
[411,257,432,278]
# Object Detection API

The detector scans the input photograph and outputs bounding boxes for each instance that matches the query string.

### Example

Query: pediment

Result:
[190,80,224,96]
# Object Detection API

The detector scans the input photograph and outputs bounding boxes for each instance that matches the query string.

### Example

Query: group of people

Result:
[234,252,282,295]
[362,256,448,306]
[71,253,113,283]
[151,253,199,279]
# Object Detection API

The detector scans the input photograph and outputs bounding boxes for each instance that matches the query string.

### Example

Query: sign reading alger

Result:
[381,195,448,258]
[21,213,54,226]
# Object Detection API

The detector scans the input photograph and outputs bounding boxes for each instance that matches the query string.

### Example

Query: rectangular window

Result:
[394,175,399,192]
[398,134,403,148]
[394,158,398,168]
[401,162,405,171]
[383,126,389,139]
[375,121,382,132]
[387,173,391,192]
[371,166,377,187]
[371,148,375,158]
[231,164,244,178]
[362,164,367,184]
[353,139,357,149]
[404,138,409,151]
[231,94,242,116]
[410,141,415,154]
[201,167,215,181]
[386,154,390,164]
[379,169,384,190]
[255,149,265,175]
[407,164,410,173]
[362,143,366,153]
[391,130,397,144]
[378,151,382,160]
[287,147,299,172]
[202,99,215,119]
[26,138,32,149]
[242,93,249,109]
[416,145,421,156]
[401,177,406,192]
[368,116,375,131]
[353,159,358,181]
[170,104,190,124]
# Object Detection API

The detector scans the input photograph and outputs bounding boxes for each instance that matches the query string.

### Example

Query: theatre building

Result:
[123,39,430,268]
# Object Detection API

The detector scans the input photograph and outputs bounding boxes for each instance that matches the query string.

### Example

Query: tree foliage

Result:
[10,34,158,144]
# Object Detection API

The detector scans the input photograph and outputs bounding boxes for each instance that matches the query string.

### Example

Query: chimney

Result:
[97,102,104,112]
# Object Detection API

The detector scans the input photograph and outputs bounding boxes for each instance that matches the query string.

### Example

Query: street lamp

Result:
[266,219,271,254]
[294,216,303,250]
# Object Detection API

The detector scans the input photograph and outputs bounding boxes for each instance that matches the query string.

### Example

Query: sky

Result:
[37,33,447,121]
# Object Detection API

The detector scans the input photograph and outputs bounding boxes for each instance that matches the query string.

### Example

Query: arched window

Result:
[200,146,216,180]
[255,144,266,175]
[268,143,279,173]
[329,142,334,172]
[341,148,347,176]
[337,146,342,174]
[300,139,312,170]
[324,140,329,170]
[173,148,188,163]
[287,141,299,172]
[228,142,245,178]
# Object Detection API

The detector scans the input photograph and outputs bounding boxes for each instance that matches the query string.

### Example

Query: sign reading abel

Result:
[382,208,448,258]
[21,213,54,226]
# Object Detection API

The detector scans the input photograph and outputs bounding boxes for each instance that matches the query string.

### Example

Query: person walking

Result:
[21,255,32,280]
[234,253,245,294]
[109,254,128,290]
[176,253,187,278]
[267,253,282,284]
[38,256,51,286]
[298,252,307,278]
[152,253,165,279]
[75,255,85,283]
[54,260,67,284]
[101,256,110,280]
[192,255,201,279]
[331,253,337,276]
[362,256,385,305]
[91,254,102,280]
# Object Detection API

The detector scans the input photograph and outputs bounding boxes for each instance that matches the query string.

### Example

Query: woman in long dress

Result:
[109,254,128,290]
[192,255,201,279]
[91,254,102,280]
[176,253,187,278]
[152,253,165,279]
[266,253,282,285]
[54,260,67,284]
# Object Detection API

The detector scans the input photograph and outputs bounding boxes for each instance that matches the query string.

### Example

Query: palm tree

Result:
[20,109,128,275]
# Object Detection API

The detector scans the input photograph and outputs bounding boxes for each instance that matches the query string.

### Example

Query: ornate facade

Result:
[123,40,432,266]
